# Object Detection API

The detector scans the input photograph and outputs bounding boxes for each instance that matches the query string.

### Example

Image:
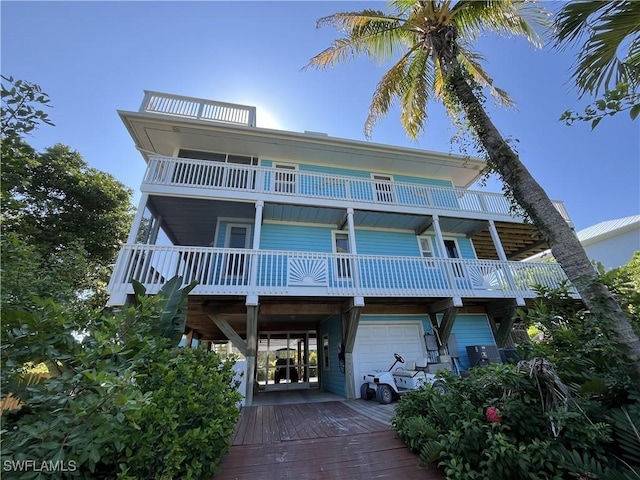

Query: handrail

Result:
[143,155,572,224]
[140,91,257,127]
[108,245,577,300]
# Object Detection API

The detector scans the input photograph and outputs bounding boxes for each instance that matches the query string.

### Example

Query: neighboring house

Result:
[577,215,640,270]
[107,91,578,405]
[526,215,640,270]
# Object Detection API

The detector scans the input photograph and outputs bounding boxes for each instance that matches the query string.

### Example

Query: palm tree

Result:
[305,0,640,378]
[554,0,640,126]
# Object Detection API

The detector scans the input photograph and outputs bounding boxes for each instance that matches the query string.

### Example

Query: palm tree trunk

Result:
[448,69,640,380]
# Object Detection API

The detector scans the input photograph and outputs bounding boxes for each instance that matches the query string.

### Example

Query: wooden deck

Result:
[214,401,444,479]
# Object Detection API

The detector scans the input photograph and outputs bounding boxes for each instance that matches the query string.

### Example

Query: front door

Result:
[257,331,318,391]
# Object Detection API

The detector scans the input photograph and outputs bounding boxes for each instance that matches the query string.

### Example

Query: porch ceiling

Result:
[147,197,549,262]
[187,296,348,342]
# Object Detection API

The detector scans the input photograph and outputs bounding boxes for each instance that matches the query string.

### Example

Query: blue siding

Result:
[260,223,332,252]
[318,315,345,396]
[435,313,496,371]
[432,236,476,259]
[355,229,421,256]
[258,159,461,207]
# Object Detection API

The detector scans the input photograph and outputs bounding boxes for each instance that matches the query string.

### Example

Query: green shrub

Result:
[2,290,242,479]
[393,363,637,479]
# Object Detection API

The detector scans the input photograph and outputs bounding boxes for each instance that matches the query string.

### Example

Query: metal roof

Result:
[577,215,640,245]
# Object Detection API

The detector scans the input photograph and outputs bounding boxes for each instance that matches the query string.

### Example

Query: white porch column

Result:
[488,220,508,262]
[431,214,447,259]
[126,193,149,244]
[432,215,460,304]
[345,208,364,306]
[247,200,263,306]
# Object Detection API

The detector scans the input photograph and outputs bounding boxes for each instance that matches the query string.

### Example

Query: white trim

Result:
[416,235,434,258]
[224,224,252,249]
[213,218,253,248]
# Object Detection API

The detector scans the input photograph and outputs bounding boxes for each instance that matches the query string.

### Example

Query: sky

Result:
[2,0,639,232]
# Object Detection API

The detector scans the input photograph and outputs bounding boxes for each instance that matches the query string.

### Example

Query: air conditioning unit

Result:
[466,345,501,368]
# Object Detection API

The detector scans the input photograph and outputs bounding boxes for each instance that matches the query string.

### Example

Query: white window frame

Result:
[417,236,434,258]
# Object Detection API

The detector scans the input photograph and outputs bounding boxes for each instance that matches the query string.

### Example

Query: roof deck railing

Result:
[140,91,257,127]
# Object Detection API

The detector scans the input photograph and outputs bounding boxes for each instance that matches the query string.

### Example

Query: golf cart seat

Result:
[394,357,430,378]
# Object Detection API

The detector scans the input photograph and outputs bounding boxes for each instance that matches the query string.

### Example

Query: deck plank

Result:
[215,401,444,479]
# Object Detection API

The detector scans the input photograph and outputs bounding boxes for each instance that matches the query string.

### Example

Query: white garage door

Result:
[353,322,426,396]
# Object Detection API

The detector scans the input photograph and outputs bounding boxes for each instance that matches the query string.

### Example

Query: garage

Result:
[352,321,427,397]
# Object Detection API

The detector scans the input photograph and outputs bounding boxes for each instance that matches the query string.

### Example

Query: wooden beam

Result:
[245,305,259,407]
[430,297,463,313]
[362,303,429,315]
[202,301,246,315]
[208,315,247,356]
[259,303,342,315]
[341,298,362,400]
[438,305,459,346]
[487,300,519,347]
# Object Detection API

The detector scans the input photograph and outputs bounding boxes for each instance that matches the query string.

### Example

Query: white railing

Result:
[140,91,257,127]
[143,155,572,223]
[108,245,577,300]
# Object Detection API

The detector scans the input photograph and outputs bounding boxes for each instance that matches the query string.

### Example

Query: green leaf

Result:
[591,117,602,130]
[630,103,640,120]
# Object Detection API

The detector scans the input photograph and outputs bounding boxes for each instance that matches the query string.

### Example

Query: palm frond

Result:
[400,49,433,138]
[306,10,405,70]
[365,50,415,138]
[452,0,550,47]
[554,0,640,95]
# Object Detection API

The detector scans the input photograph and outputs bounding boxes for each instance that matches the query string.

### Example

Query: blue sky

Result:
[2,1,639,232]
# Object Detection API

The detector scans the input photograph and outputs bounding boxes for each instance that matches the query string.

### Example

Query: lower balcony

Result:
[107,245,577,304]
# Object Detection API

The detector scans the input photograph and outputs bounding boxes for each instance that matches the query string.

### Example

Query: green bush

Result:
[393,364,637,479]
[1,294,241,479]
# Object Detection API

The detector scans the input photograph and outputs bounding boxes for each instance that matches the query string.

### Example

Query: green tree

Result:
[1,76,135,305]
[554,0,640,128]
[306,0,640,378]
[1,75,53,211]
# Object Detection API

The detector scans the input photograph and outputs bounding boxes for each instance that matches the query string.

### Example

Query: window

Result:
[418,237,434,258]
[177,150,258,189]
[333,232,351,278]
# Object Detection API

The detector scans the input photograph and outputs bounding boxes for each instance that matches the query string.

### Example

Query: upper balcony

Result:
[142,155,572,226]
[139,91,257,127]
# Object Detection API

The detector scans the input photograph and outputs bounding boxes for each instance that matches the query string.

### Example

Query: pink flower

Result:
[486,406,502,424]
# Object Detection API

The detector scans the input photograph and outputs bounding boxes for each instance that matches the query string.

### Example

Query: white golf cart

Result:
[360,353,447,404]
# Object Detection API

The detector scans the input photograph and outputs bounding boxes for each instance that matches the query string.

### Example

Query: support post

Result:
[245,304,259,406]
[341,298,362,400]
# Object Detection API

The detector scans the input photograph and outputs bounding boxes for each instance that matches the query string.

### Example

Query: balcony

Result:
[107,245,577,304]
[142,155,572,224]
[140,91,257,127]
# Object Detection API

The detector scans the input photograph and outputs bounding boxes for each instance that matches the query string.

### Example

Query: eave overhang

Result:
[118,110,486,189]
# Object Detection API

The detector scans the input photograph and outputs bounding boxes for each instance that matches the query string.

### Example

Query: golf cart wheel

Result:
[360,383,372,401]
[432,380,447,395]
[376,384,394,404]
